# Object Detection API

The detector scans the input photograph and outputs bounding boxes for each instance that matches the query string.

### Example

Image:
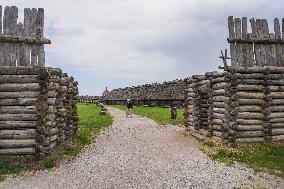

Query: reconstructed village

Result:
[0,1,284,189]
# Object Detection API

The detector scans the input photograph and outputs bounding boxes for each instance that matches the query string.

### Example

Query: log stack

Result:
[184,75,211,139]
[184,67,284,145]
[184,78,194,131]
[0,67,39,155]
[206,71,228,143]
[0,67,78,158]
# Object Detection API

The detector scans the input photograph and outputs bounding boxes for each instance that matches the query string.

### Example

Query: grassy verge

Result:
[201,139,284,178]
[111,105,184,125]
[0,103,113,181]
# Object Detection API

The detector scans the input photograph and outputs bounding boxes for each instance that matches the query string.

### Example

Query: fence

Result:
[0,5,78,158]
[103,79,186,107]
[185,68,284,146]
[0,5,51,67]
[78,96,101,103]
[185,17,284,145]
[228,17,284,67]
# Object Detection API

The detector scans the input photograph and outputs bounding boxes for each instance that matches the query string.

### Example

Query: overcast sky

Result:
[2,0,284,95]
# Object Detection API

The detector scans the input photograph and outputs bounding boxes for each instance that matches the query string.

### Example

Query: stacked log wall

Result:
[0,67,78,158]
[184,78,194,130]
[103,79,186,107]
[184,67,284,145]
[184,76,211,139]
[206,72,228,144]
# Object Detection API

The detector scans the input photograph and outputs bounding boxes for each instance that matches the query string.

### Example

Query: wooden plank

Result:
[16,22,24,66]
[275,18,284,66]
[0,114,37,121]
[236,92,265,99]
[264,19,274,66]
[3,6,10,35]
[272,135,284,141]
[230,42,236,66]
[0,106,37,114]
[8,6,17,66]
[250,18,256,37]
[0,5,2,35]
[3,6,10,66]
[0,139,36,148]
[228,16,235,38]
[228,38,284,44]
[0,83,39,91]
[36,8,44,38]
[0,35,51,44]
[0,91,39,98]
[0,148,35,155]
[271,128,284,135]
[234,18,241,38]
[30,8,38,66]
[236,137,265,143]
[254,19,264,66]
[0,5,3,66]
[22,8,31,66]
[0,121,37,129]
[234,18,243,66]
[242,17,247,38]
[0,75,38,83]
[274,18,281,38]
[235,125,263,131]
[0,98,37,106]
[0,129,36,139]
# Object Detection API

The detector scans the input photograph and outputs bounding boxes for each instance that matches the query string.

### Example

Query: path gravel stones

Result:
[0,108,283,189]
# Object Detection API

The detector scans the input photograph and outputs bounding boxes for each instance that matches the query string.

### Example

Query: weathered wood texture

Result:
[103,79,186,107]
[0,67,78,158]
[228,17,284,67]
[0,5,50,67]
[185,67,284,146]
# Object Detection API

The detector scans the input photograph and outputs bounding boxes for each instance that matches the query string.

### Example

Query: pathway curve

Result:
[0,108,283,189]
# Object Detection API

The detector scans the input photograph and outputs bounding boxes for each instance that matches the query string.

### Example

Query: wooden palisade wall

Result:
[103,79,186,107]
[184,17,284,145]
[0,5,78,158]
[0,67,78,158]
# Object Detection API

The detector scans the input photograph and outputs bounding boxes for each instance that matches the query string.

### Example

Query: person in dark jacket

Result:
[170,104,177,119]
[126,99,133,118]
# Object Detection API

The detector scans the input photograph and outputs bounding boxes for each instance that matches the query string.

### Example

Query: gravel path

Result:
[1,108,283,189]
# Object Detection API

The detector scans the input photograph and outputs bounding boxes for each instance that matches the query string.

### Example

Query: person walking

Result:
[126,99,133,118]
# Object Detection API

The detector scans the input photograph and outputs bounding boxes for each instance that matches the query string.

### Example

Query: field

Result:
[201,140,284,178]
[111,105,184,125]
[0,103,113,181]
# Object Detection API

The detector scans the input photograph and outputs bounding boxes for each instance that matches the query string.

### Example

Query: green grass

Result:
[61,103,113,157]
[111,105,184,125]
[201,140,284,178]
[0,155,37,181]
[0,103,113,180]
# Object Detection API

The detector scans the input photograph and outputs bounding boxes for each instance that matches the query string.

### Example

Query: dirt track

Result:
[0,108,283,189]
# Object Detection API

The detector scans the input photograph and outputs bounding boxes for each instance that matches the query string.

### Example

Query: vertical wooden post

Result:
[16,22,24,66]
[274,18,281,38]
[241,17,247,38]
[22,8,31,66]
[30,8,38,66]
[9,6,18,66]
[274,18,281,66]
[0,5,2,35]
[0,5,3,66]
[228,16,235,38]
[234,18,243,66]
